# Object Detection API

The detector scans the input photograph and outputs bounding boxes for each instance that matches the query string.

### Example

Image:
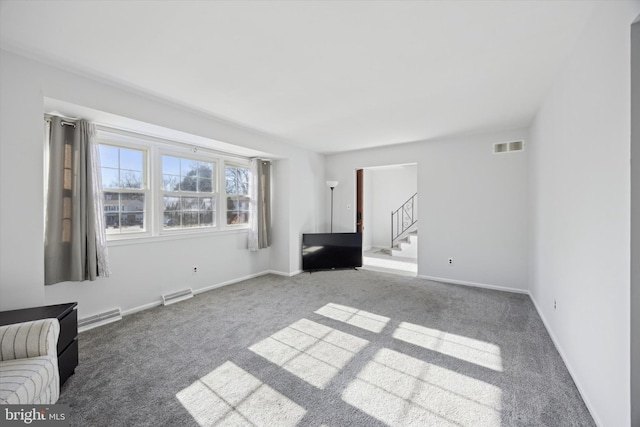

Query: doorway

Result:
[356,164,418,276]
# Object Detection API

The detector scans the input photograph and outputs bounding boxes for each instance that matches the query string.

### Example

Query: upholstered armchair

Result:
[0,318,60,404]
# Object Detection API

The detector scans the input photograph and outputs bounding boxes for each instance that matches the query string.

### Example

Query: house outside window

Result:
[99,144,147,235]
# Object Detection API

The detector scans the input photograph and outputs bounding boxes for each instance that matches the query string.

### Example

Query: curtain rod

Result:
[45,114,77,128]
[45,114,271,161]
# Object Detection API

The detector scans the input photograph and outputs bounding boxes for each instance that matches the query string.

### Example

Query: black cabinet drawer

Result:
[58,308,78,354]
[58,338,78,385]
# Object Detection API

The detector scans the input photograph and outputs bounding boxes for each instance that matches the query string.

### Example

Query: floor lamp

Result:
[326,181,338,233]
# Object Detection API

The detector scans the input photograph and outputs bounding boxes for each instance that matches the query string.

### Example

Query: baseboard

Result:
[417,275,529,295]
[528,294,603,427]
[193,271,271,295]
[121,301,162,317]
[113,271,273,321]
[267,269,303,277]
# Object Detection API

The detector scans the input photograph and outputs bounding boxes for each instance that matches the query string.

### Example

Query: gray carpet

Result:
[59,270,595,426]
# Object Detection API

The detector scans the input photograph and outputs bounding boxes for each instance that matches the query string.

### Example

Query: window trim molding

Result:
[96,127,254,245]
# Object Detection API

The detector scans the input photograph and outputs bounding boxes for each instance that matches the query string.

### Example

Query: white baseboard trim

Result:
[193,271,270,295]
[116,271,273,322]
[528,294,602,427]
[267,269,303,277]
[417,275,529,295]
[121,301,162,317]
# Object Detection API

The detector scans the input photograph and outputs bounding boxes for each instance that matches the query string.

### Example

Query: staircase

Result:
[391,193,418,258]
[391,230,418,257]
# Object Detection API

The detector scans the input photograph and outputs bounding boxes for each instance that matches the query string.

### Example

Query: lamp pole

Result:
[326,181,339,233]
[330,186,335,233]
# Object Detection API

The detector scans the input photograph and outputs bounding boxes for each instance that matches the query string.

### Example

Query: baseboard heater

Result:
[78,308,122,332]
[162,288,193,306]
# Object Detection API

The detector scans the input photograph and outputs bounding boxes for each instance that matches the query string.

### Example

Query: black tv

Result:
[302,232,363,272]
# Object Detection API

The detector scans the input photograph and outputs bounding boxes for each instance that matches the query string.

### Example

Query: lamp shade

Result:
[326,181,339,188]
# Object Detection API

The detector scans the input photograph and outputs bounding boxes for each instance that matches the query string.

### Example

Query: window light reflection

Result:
[176,361,306,427]
[315,303,390,333]
[393,321,503,371]
[342,348,502,427]
[249,318,369,389]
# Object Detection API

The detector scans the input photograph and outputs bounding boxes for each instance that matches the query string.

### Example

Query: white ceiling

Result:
[0,1,597,154]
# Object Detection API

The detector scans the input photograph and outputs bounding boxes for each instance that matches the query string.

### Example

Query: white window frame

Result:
[96,127,252,243]
[158,149,219,234]
[224,161,251,228]
[97,135,151,240]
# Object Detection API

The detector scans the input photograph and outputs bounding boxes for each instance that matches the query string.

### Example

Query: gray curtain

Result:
[248,159,271,250]
[45,117,110,285]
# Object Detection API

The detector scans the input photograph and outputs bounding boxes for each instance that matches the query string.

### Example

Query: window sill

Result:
[107,227,249,247]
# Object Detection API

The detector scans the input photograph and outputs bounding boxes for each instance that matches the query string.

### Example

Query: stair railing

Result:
[391,193,418,247]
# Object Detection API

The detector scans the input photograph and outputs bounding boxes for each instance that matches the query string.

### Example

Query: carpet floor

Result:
[59,270,595,426]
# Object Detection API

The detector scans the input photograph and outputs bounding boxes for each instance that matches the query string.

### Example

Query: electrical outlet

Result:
[192,265,198,275]
[554,299,557,310]
[448,258,453,265]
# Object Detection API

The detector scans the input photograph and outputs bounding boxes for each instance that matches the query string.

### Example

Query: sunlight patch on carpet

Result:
[249,318,369,389]
[176,361,306,427]
[393,321,503,371]
[342,348,502,427]
[314,303,390,333]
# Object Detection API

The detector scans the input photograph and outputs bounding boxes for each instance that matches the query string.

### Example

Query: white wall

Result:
[367,165,417,249]
[632,18,640,427]
[326,128,529,293]
[0,50,324,317]
[528,3,640,426]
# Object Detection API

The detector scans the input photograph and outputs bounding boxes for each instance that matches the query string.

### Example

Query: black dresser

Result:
[0,302,78,385]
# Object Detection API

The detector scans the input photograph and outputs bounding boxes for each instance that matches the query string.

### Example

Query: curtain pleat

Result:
[44,117,110,285]
[248,159,271,251]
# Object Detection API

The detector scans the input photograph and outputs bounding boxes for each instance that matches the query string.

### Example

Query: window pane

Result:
[180,175,198,192]
[164,212,181,228]
[120,193,145,232]
[162,155,216,230]
[104,192,145,234]
[120,170,143,189]
[163,174,180,191]
[183,197,199,210]
[198,177,212,192]
[104,192,120,232]
[200,211,213,226]
[201,197,213,211]
[99,145,119,168]
[101,168,119,188]
[199,163,213,178]
[183,212,199,227]
[99,145,146,192]
[120,149,143,171]
[181,159,198,178]
[225,165,250,226]
[162,156,180,175]
[163,196,181,210]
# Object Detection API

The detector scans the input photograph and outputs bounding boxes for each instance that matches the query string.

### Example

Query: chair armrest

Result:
[0,318,60,361]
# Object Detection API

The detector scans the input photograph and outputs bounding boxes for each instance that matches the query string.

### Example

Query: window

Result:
[162,155,216,229]
[225,164,250,225]
[96,129,253,240]
[99,144,147,235]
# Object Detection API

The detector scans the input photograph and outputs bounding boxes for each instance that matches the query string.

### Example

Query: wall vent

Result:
[493,140,524,154]
[78,308,122,332]
[162,288,193,306]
